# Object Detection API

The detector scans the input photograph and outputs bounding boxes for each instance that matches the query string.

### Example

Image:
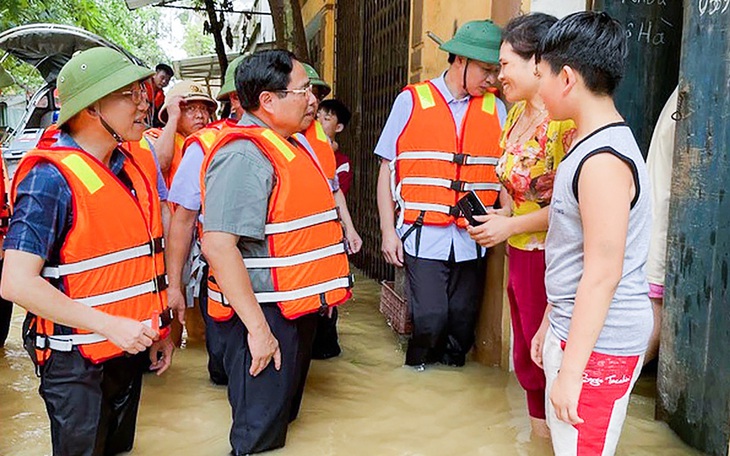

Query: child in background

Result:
[531,11,652,455]
[317,99,353,195]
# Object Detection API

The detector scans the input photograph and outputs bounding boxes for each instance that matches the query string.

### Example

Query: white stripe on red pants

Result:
[543,328,644,456]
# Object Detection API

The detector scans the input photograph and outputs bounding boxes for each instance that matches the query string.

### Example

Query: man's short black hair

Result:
[155,63,173,76]
[536,11,627,96]
[236,49,297,111]
[319,99,351,127]
[503,12,558,60]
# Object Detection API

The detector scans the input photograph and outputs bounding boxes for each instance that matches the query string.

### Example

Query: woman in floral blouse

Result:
[468,13,575,438]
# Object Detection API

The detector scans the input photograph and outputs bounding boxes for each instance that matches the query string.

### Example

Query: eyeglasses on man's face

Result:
[182,104,212,117]
[119,87,148,105]
[275,83,313,97]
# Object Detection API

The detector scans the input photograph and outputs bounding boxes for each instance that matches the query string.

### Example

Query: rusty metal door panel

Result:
[335,0,410,281]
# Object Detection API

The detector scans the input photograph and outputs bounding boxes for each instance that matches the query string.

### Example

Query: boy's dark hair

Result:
[448,53,457,64]
[235,49,297,111]
[319,99,352,127]
[536,11,627,96]
[155,63,173,76]
[503,12,558,60]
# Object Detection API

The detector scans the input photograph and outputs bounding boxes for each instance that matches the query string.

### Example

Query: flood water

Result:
[0,272,700,455]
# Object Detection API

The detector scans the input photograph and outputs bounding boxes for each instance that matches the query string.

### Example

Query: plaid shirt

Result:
[3,134,125,262]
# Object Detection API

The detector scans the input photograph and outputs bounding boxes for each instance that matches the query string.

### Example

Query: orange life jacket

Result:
[392,81,502,228]
[12,145,169,365]
[302,120,337,188]
[182,119,236,159]
[199,125,352,321]
[182,118,236,241]
[123,137,167,194]
[144,128,186,189]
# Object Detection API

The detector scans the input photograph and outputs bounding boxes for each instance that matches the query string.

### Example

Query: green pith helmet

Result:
[217,54,247,101]
[302,62,331,98]
[439,20,502,65]
[56,47,154,126]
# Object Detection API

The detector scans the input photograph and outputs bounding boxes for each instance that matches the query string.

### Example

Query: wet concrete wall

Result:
[657,2,730,455]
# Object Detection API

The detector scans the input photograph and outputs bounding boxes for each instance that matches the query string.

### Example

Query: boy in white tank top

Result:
[531,11,652,455]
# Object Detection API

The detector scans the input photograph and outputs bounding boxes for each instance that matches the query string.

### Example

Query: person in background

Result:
[295,65,361,360]
[644,86,678,365]
[317,98,353,196]
[146,80,218,189]
[165,55,246,385]
[137,81,218,346]
[468,12,575,438]
[145,63,173,128]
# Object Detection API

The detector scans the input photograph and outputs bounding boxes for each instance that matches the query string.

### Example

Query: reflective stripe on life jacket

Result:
[199,125,352,321]
[392,81,502,228]
[11,145,168,364]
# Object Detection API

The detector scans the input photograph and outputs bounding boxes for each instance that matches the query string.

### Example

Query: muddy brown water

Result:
[0,273,700,455]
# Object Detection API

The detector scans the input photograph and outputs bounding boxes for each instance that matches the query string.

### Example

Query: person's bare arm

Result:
[153,96,183,173]
[1,249,159,354]
[161,202,172,240]
[201,231,280,377]
[550,152,634,425]
[333,189,362,254]
[377,159,403,266]
[166,207,198,323]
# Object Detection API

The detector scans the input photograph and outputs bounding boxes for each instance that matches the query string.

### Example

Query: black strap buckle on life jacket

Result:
[452,153,467,165]
[400,210,426,257]
[158,307,174,329]
[153,274,169,293]
[150,237,165,254]
[449,205,462,218]
[450,180,467,192]
[347,274,355,288]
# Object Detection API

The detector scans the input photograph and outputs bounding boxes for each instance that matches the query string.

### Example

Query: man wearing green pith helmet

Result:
[166,54,247,385]
[1,47,174,455]
[375,20,508,368]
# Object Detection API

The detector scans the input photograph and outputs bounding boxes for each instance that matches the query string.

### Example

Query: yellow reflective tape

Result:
[61,154,104,195]
[262,129,296,162]
[199,130,218,149]
[314,121,328,143]
[139,136,152,151]
[174,134,185,150]
[415,84,435,109]
[481,92,495,114]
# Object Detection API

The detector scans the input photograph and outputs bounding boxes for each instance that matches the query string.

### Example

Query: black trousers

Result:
[404,253,486,366]
[311,307,341,360]
[0,259,13,347]
[198,273,228,385]
[222,305,317,455]
[39,350,148,456]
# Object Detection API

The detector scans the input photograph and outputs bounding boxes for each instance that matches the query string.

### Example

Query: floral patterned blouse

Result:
[496,101,576,250]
